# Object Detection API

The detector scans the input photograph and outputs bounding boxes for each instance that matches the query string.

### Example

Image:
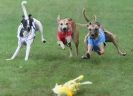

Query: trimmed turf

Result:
[0,0,133,96]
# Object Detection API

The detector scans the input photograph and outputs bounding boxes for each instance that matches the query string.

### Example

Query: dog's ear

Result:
[57,15,60,22]
[93,15,97,22]
[28,14,32,18]
[22,15,25,18]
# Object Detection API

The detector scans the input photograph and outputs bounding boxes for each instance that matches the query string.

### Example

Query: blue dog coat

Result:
[87,28,106,52]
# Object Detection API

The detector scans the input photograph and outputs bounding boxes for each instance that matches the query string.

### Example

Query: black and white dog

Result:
[6,1,46,61]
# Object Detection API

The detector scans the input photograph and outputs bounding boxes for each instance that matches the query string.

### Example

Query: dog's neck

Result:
[58,30,72,34]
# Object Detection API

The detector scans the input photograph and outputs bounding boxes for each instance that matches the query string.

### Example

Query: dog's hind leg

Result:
[74,32,79,56]
[105,32,126,56]
[75,41,79,56]
[69,48,73,57]
[6,41,22,60]
[67,42,73,57]
[112,37,126,56]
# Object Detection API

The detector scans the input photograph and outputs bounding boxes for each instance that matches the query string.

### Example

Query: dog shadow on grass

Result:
[30,49,130,65]
[31,52,70,62]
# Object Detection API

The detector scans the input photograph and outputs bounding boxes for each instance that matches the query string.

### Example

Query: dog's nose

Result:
[91,34,95,37]
[63,28,67,31]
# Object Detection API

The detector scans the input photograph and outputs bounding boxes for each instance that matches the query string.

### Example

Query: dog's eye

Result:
[60,23,63,25]
[89,29,91,31]
[66,23,68,25]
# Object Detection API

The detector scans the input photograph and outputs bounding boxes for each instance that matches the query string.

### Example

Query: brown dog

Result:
[79,9,126,58]
[57,15,79,57]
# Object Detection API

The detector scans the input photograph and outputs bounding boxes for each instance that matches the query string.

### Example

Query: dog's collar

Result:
[58,31,72,33]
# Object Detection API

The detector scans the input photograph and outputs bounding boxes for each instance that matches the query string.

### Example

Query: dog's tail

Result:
[80,81,93,85]
[83,8,90,23]
[21,1,28,20]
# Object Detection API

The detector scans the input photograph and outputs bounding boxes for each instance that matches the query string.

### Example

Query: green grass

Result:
[0,0,133,96]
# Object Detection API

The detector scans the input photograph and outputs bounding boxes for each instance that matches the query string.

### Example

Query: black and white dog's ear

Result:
[57,15,60,22]
[28,14,32,18]
[22,15,25,18]
[21,15,25,23]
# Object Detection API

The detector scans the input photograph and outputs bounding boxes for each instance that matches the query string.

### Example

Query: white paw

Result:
[25,58,28,61]
[61,46,65,50]
[6,58,13,61]
[42,39,46,43]
[69,55,73,58]
[57,41,65,49]
[122,53,126,56]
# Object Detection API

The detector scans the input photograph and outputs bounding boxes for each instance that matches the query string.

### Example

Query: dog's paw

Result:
[43,40,46,43]
[69,54,73,58]
[81,53,90,59]
[42,39,46,43]
[61,46,65,50]
[6,58,13,61]
[122,53,127,56]
[119,51,127,56]
[24,58,28,61]
[66,42,71,47]
[57,41,65,49]
[58,44,65,50]
[69,55,72,58]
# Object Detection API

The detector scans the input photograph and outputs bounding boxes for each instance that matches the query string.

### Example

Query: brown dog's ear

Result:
[57,15,60,22]
[93,15,97,22]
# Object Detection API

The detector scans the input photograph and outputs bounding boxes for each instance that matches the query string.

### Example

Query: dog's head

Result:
[82,9,101,38]
[57,15,72,33]
[87,22,100,38]
[21,14,33,31]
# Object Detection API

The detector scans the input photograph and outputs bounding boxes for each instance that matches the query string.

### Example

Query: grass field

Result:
[0,0,133,96]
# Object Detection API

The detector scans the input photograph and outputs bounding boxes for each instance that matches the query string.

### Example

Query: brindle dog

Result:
[79,9,126,58]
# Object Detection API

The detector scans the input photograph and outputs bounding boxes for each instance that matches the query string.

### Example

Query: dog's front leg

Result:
[57,41,65,49]
[6,41,22,60]
[25,40,33,61]
[36,20,46,43]
[66,36,73,57]
[66,36,72,44]
[39,25,46,43]
[25,44,31,61]
[69,44,73,57]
